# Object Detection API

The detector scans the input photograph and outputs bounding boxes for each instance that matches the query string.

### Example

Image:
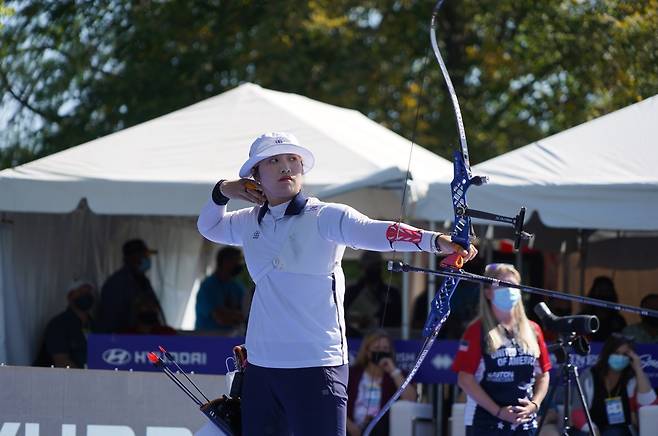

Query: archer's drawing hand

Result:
[219,179,267,205]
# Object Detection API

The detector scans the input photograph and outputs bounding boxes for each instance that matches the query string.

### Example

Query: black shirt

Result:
[590,368,633,434]
[34,307,89,368]
[97,265,164,333]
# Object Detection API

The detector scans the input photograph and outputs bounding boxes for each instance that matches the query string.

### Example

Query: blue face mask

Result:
[608,353,630,371]
[139,257,152,273]
[492,287,521,311]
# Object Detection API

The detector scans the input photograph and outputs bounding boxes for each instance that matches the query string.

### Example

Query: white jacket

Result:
[197,192,441,367]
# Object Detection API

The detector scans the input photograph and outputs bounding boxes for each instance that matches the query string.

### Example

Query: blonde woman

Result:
[452,263,551,435]
[347,330,416,436]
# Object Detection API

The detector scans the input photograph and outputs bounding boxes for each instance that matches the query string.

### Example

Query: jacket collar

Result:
[257,191,308,224]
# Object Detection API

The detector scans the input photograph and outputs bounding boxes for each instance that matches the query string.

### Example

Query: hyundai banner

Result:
[88,334,243,375]
[88,335,658,386]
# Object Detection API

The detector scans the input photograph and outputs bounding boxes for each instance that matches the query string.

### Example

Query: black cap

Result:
[122,239,157,257]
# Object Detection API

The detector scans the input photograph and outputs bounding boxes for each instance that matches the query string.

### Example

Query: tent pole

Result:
[434,383,444,436]
[485,225,494,265]
[578,229,591,295]
[560,240,568,292]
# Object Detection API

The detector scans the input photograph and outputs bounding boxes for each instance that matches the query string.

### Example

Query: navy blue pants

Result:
[241,363,348,436]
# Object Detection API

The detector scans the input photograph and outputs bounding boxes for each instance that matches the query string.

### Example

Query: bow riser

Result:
[450,150,474,250]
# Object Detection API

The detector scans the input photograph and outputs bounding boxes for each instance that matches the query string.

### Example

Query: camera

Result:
[534,302,599,336]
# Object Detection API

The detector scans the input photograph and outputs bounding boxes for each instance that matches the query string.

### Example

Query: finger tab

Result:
[245,181,261,193]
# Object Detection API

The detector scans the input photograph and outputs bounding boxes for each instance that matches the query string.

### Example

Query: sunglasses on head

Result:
[484,263,515,274]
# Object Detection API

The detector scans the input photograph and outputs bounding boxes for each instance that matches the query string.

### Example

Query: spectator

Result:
[345,251,402,335]
[622,293,658,344]
[347,329,416,436]
[122,294,176,335]
[452,263,551,435]
[579,276,626,342]
[97,239,165,333]
[33,280,96,368]
[195,246,246,333]
[570,333,657,435]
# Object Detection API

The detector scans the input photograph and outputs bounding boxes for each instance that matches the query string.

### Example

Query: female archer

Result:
[197,131,477,436]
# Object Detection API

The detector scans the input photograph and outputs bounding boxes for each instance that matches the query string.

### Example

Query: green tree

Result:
[1,0,656,170]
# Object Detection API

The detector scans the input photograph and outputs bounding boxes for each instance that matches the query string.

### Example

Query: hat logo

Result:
[240,132,314,178]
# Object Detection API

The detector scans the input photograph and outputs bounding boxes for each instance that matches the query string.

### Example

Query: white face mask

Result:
[492,287,521,311]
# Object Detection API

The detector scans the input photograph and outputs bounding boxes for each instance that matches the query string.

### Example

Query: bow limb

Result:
[364,2,470,434]
[431,0,470,172]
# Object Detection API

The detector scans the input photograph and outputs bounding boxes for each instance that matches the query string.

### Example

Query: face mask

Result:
[370,351,392,364]
[608,353,630,371]
[139,257,152,273]
[231,265,244,277]
[492,287,521,311]
[73,294,95,312]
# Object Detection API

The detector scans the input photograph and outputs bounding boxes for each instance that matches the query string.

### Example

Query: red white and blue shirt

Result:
[452,319,552,430]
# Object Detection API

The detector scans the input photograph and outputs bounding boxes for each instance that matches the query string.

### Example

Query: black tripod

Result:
[537,335,596,435]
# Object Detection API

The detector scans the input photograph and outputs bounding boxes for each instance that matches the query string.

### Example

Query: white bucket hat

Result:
[239,132,315,178]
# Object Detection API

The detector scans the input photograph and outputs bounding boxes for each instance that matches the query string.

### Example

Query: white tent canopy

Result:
[415,94,658,230]
[0,83,450,217]
[0,83,452,365]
